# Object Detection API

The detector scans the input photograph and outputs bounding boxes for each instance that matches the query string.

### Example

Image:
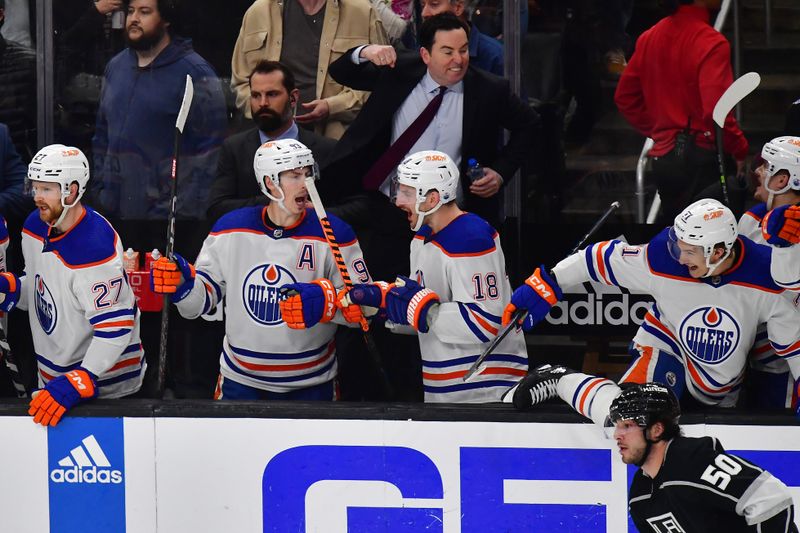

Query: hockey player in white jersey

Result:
[286,151,528,403]
[0,145,146,426]
[736,136,800,409]
[502,198,800,426]
[152,139,369,400]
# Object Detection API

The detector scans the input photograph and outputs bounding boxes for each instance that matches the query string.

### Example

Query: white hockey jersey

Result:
[738,204,800,406]
[19,207,145,397]
[409,213,528,403]
[175,206,369,393]
[552,228,800,406]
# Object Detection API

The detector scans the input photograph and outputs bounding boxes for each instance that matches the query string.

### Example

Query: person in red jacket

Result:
[615,0,748,224]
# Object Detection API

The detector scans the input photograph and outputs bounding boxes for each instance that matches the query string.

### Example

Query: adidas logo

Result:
[50,435,123,484]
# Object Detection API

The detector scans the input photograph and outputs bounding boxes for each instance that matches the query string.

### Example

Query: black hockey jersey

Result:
[629,436,797,532]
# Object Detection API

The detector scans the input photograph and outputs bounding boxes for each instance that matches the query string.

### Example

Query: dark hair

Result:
[248,60,296,93]
[123,0,180,25]
[660,0,694,15]
[0,0,5,10]
[418,12,470,52]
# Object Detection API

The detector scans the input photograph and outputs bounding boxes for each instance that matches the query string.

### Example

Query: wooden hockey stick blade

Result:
[463,308,526,382]
[712,72,760,128]
[175,75,194,133]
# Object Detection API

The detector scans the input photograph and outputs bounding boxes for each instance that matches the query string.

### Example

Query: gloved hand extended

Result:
[28,368,98,426]
[151,253,195,301]
[279,279,337,329]
[762,204,800,247]
[337,281,395,322]
[501,266,562,332]
[385,276,439,333]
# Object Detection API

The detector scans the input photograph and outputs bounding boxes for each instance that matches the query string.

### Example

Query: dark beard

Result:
[255,109,285,133]
[126,24,167,51]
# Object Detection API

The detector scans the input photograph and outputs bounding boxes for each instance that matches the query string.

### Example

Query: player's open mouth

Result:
[294,195,308,208]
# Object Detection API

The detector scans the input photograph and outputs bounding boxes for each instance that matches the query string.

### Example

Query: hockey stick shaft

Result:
[711,72,761,207]
[463,201,621,382]
[305,177,394,398]
[157,75,194,397]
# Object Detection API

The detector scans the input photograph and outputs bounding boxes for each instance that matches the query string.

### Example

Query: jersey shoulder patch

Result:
[26,208,119,268]
[645,228,697,281]
[744,203,768,222]
[210,206,268,235]
[724,236,782,292]
[427,213,497,256]
[318,212,357,245]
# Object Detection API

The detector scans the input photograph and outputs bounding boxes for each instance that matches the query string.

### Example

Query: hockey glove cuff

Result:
[502,266,562,332]
[28,368,98,426]
[151,254,196,302]
[339,282,394,322]
[279,279,337,329]
[386,276,440,333]
[0,272,20,312]
[762,204,800,247]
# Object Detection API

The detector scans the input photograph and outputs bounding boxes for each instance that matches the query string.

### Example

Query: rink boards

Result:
[1,407,799,533]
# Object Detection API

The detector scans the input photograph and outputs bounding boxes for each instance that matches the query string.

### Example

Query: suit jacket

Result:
[0,122,32,223]
[206,126,336,223]
[322,48,539,227]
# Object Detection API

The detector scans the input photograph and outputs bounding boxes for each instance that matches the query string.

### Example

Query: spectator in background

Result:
[230,0,388,140]
[92,0,227,220]
[420,0,503,76]
[54,0,128,155]
[0,0,35,160]
[207,60,335,222]
[0,123,31,224]
[0,0,30,47]
[370,0,412,47]
[615,0,748,224]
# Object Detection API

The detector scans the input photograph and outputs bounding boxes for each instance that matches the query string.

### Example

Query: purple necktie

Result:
[362,85,447,191]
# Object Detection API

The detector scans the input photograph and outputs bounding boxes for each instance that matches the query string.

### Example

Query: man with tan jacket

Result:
[231,0,387,140]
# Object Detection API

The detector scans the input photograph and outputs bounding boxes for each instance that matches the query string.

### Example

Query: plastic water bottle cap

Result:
[468,158,478,167]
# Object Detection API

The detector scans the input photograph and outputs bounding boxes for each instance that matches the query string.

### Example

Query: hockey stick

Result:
[712,72,761,206]
[304,177,395,399]
[463,201,621,382]
[157,75,194,397]
[0,313,26,397]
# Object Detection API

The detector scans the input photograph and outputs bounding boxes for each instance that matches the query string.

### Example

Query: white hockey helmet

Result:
[27,144,90,227]
[392,150,459,231]
[668,198,737,277]
[253,139,318,213]
[761,136,800,207]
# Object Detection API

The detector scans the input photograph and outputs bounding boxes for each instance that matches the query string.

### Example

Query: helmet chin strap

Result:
[50,197,77,229]
[412,195,442,232]
[701,247,731,278]
[765,173,792,210]
[265,179,291,215]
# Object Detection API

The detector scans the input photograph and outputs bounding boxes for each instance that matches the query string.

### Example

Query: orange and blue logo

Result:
[242,263,296,326]
[34,274,57,334]
[678,306,740,364]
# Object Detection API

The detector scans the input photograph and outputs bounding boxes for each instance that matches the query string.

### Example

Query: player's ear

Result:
[66,182,80,206]
[648,422,665,441]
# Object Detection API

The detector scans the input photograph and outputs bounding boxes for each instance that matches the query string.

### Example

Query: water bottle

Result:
[466,158,484,183]
[111,9,126,29]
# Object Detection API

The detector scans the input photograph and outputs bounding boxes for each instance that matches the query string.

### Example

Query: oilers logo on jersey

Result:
[34,274,58,334]
[678,307,740,364]
[242,263,296,326]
